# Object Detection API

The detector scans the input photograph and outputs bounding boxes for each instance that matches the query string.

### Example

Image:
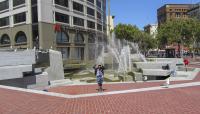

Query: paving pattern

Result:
[1,84,200,114]
[0,62,200,114]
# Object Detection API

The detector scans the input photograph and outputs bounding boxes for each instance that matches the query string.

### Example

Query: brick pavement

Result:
[0,63,200,114]
[0,84,200,114]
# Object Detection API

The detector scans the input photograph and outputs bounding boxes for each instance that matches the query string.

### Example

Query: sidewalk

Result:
[0,64,200,114]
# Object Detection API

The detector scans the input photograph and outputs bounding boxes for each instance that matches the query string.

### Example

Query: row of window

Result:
[55,12,103,31]
[56,32,103,44]
[57,47,85,60]
[87,7,102,20]
[58,46,99,60]
[55,0,102,9]
[0,31,103,45]
[0,12,26,27]
[71,1,102,20]
[0,31,27,45]
[0,0,25,11]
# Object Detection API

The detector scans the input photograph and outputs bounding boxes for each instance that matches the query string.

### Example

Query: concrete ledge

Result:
[136,62,175,70]
[0,65,32,80]
[148,58,184,65]
[143,69,171,76]
[0,50,36,67]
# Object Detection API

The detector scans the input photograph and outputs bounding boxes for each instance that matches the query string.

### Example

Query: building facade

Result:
[157,4,192,25]
[188,2,200,20]
[106,15,114,37]
[0,0,107,64]
[144,24,158,38]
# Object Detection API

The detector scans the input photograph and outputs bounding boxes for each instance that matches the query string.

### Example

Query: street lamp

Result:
[181,34,186,58]
[108,0,111,38]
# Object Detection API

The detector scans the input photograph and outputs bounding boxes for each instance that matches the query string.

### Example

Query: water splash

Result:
[96,33,147,74]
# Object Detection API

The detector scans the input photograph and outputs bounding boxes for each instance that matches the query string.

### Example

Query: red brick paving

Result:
[48,80,189,95]
[1,85,200,114]
[0,63,200,114]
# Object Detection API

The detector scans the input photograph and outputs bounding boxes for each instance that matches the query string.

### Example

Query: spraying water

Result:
[96,33,147,74]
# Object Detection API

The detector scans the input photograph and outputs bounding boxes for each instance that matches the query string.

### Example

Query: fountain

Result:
[67,32,197,84]
[95,33,147,81]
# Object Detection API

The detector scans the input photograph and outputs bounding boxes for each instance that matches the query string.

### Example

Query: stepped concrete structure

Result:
[0,49,67,89]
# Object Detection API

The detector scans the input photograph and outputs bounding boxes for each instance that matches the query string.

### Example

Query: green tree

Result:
[157,18,200,57]
[115,23,141,41]
[115,23,156,53]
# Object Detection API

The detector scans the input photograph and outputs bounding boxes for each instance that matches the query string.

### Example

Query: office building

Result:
[0,0,107,64]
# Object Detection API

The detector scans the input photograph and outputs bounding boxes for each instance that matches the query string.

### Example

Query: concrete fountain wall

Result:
[0,50,35,80]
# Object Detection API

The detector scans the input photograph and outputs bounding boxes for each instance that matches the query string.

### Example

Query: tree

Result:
[115,23,141,41]
[115,23,156,53]
[157,18,200,57]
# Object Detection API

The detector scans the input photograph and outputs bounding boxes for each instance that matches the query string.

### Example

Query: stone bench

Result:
[142,69,171,76]
[135,62,175,70]
[147,58,184,65]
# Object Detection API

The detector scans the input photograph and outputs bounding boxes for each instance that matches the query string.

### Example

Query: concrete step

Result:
[50,79,73,87]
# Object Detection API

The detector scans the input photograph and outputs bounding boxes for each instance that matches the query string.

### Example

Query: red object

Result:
[54,24,61,32]
[184,59,189,65]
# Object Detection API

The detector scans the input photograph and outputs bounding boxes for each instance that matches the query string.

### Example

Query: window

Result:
[31,0,37,5]
[13,0,25,7]
[55,12,69,24]
[0,17,9,27]
[74,47,84,60]
[97,11,102,20]
[87,20,95,29]
[56,32,69,43]
[73,1,83,12]
[97,24,102,31]
[15,31,27,44]
[87,7,95,16]
[87,0,94,4]
[88,34,95,43]
[98,36,103,42]
[0,0,9,11]
[0,34,10,45]
[88,46,95,60]
[14,12,26,24]
[32,7,38,23]
[55,0,68,7]
[74,33,84,43]
[57,47,70,59]
[175,12,181,18]
[73,17,84,26]
[96,0,101,8]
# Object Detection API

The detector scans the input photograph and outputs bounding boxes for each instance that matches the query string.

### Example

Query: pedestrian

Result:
[93,64,104,92]
[183,59,189,72]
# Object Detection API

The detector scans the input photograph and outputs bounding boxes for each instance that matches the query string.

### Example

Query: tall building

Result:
[188,2,200,20]
[106,15,114,37]
[144,24,158,38]
[0,0,107,63]
[157,4,192,25]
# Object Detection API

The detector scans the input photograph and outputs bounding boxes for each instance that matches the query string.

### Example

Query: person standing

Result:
[183,59,189,72]
[93,65,104,92]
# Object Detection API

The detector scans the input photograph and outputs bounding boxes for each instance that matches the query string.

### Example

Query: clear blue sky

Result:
[110,0,200,29]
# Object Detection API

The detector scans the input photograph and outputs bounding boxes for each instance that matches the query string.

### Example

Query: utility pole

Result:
[108,0,111,39]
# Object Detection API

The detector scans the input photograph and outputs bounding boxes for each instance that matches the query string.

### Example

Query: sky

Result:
[110,0,200,30]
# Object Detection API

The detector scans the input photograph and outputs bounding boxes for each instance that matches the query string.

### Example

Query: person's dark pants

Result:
[98,83,102,87]
[98,83,103,91]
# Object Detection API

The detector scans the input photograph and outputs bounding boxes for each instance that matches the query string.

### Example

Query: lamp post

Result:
[108,0,111,39]
[181,34,186,58]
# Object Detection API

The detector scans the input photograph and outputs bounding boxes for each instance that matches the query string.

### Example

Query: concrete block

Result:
[142,69,171,76]
[134,72,143,81]
[0,50,36,67]
[45,50,65,81]
[0,65,32,80]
